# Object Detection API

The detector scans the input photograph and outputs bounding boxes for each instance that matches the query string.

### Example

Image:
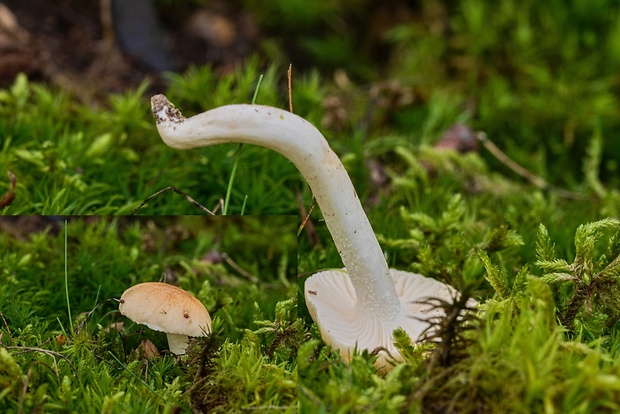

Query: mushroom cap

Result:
[304,269,459,368]
[119,282,211,338]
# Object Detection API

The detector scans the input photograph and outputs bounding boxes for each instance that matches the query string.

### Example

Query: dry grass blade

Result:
[477,132,586,200]
[131,186,215,215]
[297,190,320,247]
[0,343,80,380]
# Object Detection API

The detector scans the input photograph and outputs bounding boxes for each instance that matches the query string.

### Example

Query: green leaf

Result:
[582,123,606,198]
[479,250,510,298]
[85,133,114,159]
[535,223,555,262]
[535,258,572,273]
[539,272,575,284]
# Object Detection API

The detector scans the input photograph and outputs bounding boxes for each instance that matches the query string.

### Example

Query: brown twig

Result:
[99,0,115,48]
[17,365,32,414]
[241,406,295,411]
[0,343,79,380]
[298,385,326,409]
[131,186,215,215]
[296,190,321,247]
[213,199,223,215]
[0,311,12,337]
[75,298,118,334]
[287,64,321,246]
[221,253,260,284]
[287,63,293,113]
[477,132,586,200]
[18,361,60,414]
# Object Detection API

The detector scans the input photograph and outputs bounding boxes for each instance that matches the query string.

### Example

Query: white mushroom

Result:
[119,282,211,355]
[150,94,465,369]
[305,269,459,367]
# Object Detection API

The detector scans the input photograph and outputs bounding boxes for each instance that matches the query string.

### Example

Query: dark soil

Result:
[0,0,261,106]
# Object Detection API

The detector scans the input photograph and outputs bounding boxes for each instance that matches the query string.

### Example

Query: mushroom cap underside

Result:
[304,269,459,365]
[119,282,211,337]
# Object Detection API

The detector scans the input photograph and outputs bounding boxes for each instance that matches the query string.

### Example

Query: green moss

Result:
[0,216,298,412]
[3,1,620,411]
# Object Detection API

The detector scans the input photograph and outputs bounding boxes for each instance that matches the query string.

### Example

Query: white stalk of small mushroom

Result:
[151,95,464,370]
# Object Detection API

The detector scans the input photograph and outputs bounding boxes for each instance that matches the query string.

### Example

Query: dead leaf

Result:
[0,171,16,208]
[136,339,160,360]
[435,124,478,153]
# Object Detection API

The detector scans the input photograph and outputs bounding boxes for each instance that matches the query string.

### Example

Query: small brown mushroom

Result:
[119,282,211,355]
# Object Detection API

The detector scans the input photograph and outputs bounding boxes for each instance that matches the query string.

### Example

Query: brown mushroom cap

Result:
[119,282,211,338]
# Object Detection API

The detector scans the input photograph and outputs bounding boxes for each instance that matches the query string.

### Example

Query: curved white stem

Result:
[151,95,404,322]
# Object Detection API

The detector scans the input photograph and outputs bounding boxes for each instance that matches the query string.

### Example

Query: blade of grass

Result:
[251,74,264,105]
[108,351,165,402]
[223,74,263,215]
[64,220,73,334]
[56,317,69,339]
[222,144,242,216]
[240,194,248,215]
